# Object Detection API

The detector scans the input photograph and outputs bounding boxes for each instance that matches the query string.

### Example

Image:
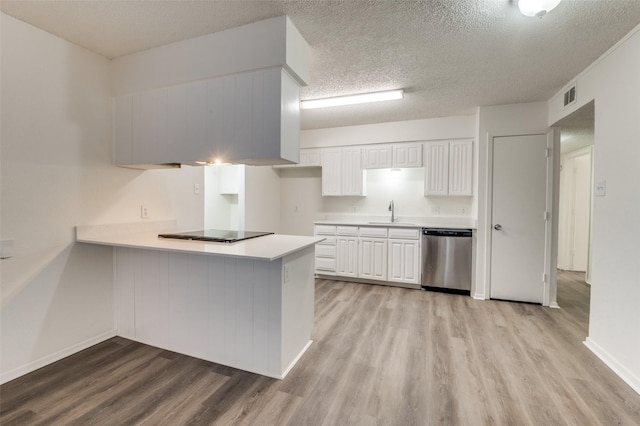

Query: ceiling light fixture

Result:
[300,89,404,109]
[518,0,562,18]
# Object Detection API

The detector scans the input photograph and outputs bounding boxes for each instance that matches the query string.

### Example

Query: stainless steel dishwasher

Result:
[421,228,472,292]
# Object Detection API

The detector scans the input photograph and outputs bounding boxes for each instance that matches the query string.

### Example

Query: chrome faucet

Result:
[388,200,396,222]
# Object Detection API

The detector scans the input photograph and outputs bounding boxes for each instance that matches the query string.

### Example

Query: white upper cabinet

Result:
[273,148,322,168]
[219,165,243,195]
[424,140,473,196]
[362,143,422,169]
[393,143,423,168]
[321,147,366,196]
[114,69,301,169]
[111,16,310,169]
[341,147,365,195]
[448,140,474,196]
[321,149,343,196]
[424,142,450,195]
[362,145,393,169]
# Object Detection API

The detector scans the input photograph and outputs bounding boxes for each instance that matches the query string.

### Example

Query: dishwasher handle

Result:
[422,228,472,237]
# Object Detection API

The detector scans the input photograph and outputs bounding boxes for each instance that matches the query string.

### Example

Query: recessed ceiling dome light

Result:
[519,0,562,18]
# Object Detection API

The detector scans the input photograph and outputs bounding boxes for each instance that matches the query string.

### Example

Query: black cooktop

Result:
[158,229,274,244]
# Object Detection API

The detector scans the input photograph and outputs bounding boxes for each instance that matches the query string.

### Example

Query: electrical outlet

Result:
[352,205,357,212]
[141,205,149,219]
[431,206,440,215]
[461,207,466,214]
[284,265,290,283]
[193,183,200,195]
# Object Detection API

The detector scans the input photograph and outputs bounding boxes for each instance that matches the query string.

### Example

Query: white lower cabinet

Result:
[315,224,421,288]
[314,225,337,275]
[387,227,421,285]
[358,238,387,280]
[336,231,359,278]
[358,226,388,281]
[387,239,421,285]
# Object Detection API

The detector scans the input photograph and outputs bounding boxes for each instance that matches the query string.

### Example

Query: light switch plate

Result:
[594,180,606,197]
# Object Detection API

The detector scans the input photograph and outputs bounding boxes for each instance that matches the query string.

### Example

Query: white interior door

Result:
[571,153,591,271]
[490,134,548,303]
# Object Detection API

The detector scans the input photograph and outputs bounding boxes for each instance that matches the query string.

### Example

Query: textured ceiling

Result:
[2,1,640,131]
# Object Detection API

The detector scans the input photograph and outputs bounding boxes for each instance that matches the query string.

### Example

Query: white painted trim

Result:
[278,340,313,380]
[0,330,117,385]
[584,337,640,396]
[543,129,559,307]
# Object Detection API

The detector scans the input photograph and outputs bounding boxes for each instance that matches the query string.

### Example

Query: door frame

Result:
[558,145,594,281]
[482,129,559,307]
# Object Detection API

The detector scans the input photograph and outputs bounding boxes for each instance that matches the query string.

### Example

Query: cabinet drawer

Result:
[315,257,337,272]
[388,228,420,240]
[337,226,359,236]
[359,227,388,238]
[316,244,336,258]
[315,225,337,235]
[316,236,336,245]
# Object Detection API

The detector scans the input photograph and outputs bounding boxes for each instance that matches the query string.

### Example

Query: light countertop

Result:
[314,217,476,230]
[76,222,324,261]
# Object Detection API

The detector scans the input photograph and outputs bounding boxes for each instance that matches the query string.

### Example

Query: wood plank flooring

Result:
[2,271,639,425]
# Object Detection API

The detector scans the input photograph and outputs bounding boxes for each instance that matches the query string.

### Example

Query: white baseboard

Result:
[279,340,313,380]
[0,329,117,385]
[584,337,640,395]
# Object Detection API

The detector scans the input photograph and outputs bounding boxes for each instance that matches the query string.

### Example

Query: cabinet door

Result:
[388,239,421,285]
[132,88,168,164]
[114,95,133,166]
[394,144,423,168]
[341,147,365,196]
[449,140,473,196]
[424,142,450,196]
[359,238,387,281]
[322,149,342,196]
[219,164,242,195]
[299,148,322,166]
[337,237,358,277]
[362,145,393,169]
[166,82,209,164]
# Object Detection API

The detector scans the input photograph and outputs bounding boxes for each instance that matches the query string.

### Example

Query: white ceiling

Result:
[2,1,639,131]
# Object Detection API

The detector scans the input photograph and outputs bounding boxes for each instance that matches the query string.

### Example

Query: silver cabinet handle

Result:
[494,224,502,230]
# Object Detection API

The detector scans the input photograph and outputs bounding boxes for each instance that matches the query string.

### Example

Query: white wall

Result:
[244,166,282,233]
[0,13,205,383]
[204,165,238,230]
[549,23,640,394]
[278,166,473,237]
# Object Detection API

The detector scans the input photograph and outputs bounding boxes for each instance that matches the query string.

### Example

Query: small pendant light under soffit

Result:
[518,0,562,18]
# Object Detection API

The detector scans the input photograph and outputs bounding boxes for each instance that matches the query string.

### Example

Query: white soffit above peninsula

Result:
[2,1,640,130]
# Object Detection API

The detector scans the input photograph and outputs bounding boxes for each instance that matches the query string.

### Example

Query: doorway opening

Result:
[554,100,594,333]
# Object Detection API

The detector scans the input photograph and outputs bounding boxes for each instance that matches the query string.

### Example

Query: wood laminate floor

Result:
[2,271,639,425]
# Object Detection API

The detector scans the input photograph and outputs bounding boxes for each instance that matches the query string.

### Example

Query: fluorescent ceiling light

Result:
[519,0,562,18]
[300,89,404,109]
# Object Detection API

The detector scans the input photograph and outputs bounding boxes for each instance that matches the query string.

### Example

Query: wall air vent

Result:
[563,85,576,107]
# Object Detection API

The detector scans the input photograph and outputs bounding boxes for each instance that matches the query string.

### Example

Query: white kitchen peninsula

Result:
[76,222,323,379]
